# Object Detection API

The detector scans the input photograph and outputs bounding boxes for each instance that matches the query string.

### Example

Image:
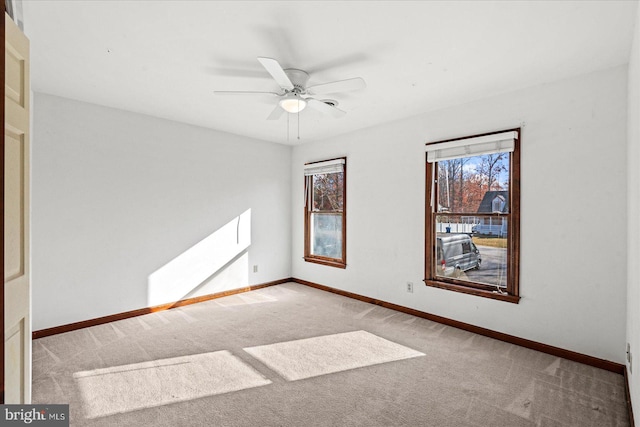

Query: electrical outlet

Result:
[253,265,258,273]
[406,282,413,293]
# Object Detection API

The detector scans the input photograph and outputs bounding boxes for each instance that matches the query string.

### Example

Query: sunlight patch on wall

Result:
[184,251,249,301]
[147,209,251,306]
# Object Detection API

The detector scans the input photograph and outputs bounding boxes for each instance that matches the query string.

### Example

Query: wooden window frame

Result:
[304,157,347,269]
[424,129,521,303]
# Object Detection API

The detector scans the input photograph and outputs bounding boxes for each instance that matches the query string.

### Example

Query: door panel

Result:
[4,11,30,404]
[5,43,25,107]
[4,320,24,403]
[4,128,24,281]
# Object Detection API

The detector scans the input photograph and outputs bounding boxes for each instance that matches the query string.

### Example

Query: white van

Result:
[436,233,481,278]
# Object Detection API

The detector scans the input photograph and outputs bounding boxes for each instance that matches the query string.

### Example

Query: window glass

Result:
[434,152,510,289]
[311,213,342,258]
[312,172,344,212]
[437,153,509,214]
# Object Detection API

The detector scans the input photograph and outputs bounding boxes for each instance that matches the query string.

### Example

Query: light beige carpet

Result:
[74,350,271,419]
[32,283,630,426]
[244,330,424,381]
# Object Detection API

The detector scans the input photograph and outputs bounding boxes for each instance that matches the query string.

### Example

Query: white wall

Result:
[32,93,291,330]
[627,2,640,419]
[292,66,628,363]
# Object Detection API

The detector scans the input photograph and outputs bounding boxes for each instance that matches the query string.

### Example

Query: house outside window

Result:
[304,158,347,268]
[425,129,520,303]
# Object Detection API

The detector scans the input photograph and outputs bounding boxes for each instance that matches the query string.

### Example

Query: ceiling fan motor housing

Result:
[284,69,310,93]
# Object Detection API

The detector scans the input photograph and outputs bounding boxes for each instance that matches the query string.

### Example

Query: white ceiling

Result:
[22,1,638,145]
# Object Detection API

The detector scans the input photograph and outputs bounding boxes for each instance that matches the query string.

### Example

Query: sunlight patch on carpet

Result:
[244,330,424,381]
[74,350,271,419]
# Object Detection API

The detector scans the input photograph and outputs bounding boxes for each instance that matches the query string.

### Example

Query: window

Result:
[304,158,346,268]
[492,195,505,213]
[425,129,520,303]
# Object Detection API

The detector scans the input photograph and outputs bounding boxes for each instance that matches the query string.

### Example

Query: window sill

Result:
[423,279,520,303]
[304,256,346,269]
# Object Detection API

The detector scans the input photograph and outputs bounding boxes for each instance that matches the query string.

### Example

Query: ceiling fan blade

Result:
[214,90,280,96]
[307,98,346,118]
[257,57,295,91]
[266,104,285,120]
[307,77,366,95]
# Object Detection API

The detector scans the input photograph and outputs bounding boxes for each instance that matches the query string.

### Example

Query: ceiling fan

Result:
[214,57,366,120]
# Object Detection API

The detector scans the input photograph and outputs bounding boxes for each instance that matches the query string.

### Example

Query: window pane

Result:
[435,218,508,289]
[437,152,510,213]
[311,213,342,258]
[312,172,343,212]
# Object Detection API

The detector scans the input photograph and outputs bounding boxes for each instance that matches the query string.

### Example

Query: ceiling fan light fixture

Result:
[279,94,307,113]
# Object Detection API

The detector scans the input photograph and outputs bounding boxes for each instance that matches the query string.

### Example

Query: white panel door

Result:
[4,12,30,404]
